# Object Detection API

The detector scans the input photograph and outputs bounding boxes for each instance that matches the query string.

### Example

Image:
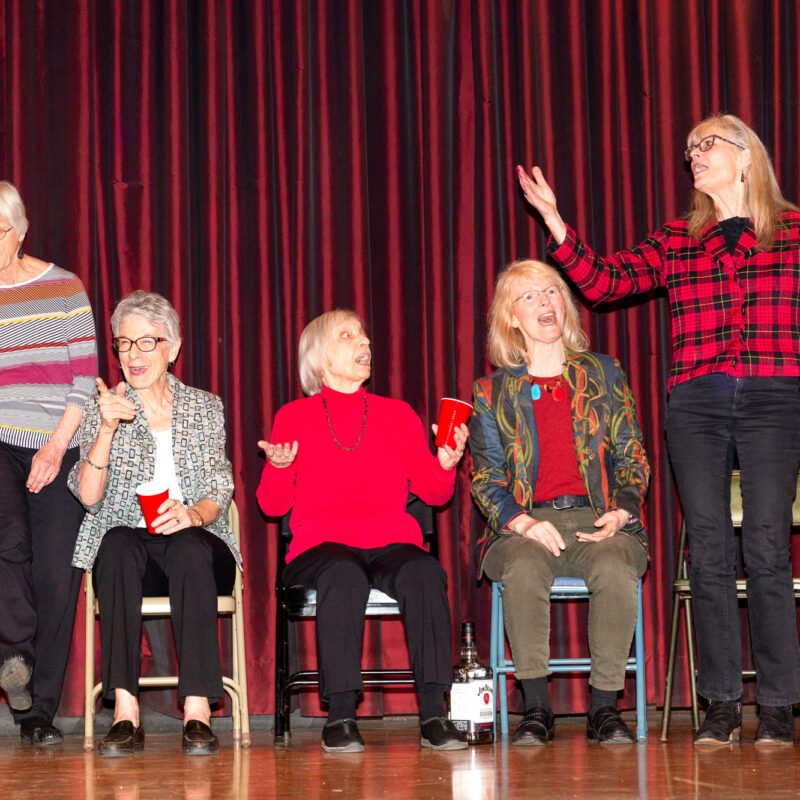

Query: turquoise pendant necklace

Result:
[528,362,568,402]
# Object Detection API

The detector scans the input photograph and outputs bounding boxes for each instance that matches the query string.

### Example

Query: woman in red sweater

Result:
[257,309,469,753]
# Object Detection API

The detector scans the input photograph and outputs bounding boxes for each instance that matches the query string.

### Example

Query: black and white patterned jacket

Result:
[69,373,240,570]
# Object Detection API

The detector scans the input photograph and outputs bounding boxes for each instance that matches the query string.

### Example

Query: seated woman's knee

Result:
[316,554,370,594]
[167,527,214,567]
[503,536,555,583]
[583,540,643,590]
[98,526,141,560]
[395,551,447,591]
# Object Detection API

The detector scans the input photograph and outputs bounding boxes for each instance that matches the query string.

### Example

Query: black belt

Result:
[530,495,591,510]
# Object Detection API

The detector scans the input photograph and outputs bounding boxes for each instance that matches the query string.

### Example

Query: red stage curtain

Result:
[1,0,798,718]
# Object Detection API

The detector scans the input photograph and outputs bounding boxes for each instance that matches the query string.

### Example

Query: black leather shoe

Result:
[183,720,220,756]
[20,717,63,746]
[511,707,555,746]
[321,718,365,753]
[98,720,145,758]
[0,654,32,712]
[693,699,742,746]
[755,704,794,746]
[587,707,635,744]
[420,717,468,750]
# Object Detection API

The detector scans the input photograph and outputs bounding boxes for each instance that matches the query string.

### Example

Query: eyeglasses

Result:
[0,227,14,241]
[512,287,561,305]
[684,134,745,162]
[112,336,167,353]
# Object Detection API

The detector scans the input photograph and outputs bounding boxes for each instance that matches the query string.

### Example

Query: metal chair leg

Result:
[684,597,700,731]
[634,580,647,741]
[659,589,683,740]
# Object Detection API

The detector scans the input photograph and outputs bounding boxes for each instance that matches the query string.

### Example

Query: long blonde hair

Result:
[487,259,589,368]
[686,113,797,250]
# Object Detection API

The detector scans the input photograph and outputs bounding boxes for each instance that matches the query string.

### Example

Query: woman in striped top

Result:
[0,180,98,746]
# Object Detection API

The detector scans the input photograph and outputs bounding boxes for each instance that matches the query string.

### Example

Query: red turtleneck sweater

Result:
[256,385,456,562]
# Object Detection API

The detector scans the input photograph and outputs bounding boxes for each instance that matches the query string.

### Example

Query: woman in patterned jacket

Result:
[470,259,649,747]
[68,291,240,758]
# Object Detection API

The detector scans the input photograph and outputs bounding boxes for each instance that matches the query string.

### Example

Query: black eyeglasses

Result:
[0,227,14,241]
[112,336,167,353]
[684,134,745,162]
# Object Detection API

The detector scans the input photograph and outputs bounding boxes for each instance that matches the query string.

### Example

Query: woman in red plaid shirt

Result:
[518,113,800,747]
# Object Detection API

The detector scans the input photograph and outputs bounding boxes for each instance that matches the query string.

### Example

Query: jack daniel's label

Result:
[449,681,494,734]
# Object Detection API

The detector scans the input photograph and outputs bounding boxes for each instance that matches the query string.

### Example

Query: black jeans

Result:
[283,542,453,701]
[667,374,800,705]
[93,526,236,704]
[0,442,84,725]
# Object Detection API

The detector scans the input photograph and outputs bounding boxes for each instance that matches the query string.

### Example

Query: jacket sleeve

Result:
[548,224,669,304]
[255,404,297,517]
[607,360,650,520]
[403,402,455,506]
[469,377,527,534]
[193,394,234,515]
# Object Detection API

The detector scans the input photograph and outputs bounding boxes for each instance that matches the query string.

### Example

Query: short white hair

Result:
[0,181,29,237]
[110,290,181,342]
[298,309,364,395]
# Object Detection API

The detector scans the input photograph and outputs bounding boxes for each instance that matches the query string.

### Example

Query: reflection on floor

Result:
[1,713,800,800]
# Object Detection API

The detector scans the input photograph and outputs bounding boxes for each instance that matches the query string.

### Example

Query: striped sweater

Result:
[0,265,98,449]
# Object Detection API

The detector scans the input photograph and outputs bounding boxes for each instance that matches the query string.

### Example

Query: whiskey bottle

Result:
[449,621,494,744]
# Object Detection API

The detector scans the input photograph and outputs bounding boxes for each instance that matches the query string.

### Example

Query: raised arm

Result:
[517,165,668,303]
[72,378,136,508]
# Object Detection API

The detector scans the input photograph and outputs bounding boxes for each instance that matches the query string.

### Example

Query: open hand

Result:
[576,508,631,543]
[516,165,567,244]
[512,514,565,557]
[26,439,66,493]
[258,439,298,468]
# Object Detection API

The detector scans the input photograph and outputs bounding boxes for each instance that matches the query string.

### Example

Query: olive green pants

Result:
[483,507,647,690]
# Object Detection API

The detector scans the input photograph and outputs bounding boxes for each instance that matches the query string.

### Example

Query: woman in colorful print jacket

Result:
[471,259,648,747]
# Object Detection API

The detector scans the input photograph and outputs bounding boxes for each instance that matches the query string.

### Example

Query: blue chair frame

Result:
[490,576,647,741]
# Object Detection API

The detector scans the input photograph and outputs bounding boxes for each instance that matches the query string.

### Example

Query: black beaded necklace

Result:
[321,393,368,450]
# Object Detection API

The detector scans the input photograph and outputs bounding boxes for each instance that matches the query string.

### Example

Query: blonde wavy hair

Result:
[298,309,366,395]
[487,259,589,368]
[686,113,797,250]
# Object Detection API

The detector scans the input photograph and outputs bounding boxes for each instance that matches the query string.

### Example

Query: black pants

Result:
[0,442,84,725]
[93,526,236,704]
[667,374,800,705]
[283,542,453,701]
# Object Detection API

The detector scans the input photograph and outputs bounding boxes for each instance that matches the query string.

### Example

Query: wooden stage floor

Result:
[1,713,800,799]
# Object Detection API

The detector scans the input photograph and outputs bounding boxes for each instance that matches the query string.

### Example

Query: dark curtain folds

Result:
[1,0,799,718]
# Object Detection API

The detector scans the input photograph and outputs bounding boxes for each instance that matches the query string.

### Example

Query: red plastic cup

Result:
[136,481,169,534]
[434,398,473,449]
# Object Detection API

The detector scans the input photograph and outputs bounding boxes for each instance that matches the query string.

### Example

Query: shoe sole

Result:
[0,658,32,711]
[511,734,552,746]
[588,736,635,745]
[183,744,220,756]
[22,732,64,747]
[321,741,365,753]
[420,737,469,750]
[694,726,741,746]
[98,741,145,758]
[754,737,793,747]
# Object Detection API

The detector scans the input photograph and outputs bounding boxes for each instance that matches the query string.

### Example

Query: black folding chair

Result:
[273,494,435,744]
